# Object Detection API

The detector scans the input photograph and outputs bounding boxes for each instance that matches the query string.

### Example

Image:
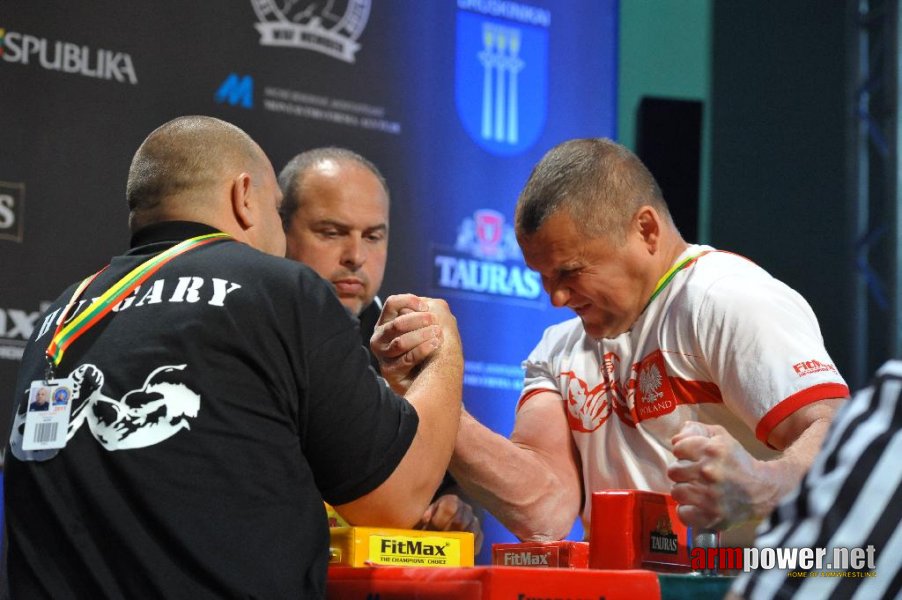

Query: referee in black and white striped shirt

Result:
[730,360,902,599]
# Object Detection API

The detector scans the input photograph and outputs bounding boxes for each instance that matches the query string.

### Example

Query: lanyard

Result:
[644,250,711,308]
[44,232,231,379]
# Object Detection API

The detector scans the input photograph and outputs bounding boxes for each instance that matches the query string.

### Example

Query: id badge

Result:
[21,379,75,451]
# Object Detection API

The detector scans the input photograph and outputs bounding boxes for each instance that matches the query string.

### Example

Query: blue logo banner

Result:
[455,10,547,156]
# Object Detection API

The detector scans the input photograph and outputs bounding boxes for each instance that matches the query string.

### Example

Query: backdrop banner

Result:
[0,0,618,562]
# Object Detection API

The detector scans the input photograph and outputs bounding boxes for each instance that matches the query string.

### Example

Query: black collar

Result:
[128,221,222,253]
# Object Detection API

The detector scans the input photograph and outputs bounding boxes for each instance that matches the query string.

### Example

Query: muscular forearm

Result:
[670,401,842,530]
[755,413,833,518]
[449,410,580,541]
[395,347,464,521]
[338,319,463,529]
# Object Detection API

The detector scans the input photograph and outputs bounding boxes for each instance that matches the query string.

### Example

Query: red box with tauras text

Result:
[491,541,589,568]
[589,490,692,572]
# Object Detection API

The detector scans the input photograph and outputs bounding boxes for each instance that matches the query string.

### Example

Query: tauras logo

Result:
[650,532,678,554]
[433,210,542,303]
[503,551,550,566]
[650,516,678,555]
[434,255,540,299]
[0,27,137,84]
[380,539,448,556]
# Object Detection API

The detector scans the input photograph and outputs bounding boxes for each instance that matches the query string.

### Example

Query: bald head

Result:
[278,148,390,316]
[277,147,389,227]
[126,115,268,232]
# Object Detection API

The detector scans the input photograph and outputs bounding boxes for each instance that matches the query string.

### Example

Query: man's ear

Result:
[230,172,254,230]
[634,205,661,252]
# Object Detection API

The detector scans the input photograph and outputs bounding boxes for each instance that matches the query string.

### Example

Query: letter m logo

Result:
[215,73,253,108]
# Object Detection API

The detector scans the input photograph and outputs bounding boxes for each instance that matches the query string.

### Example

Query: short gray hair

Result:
[515,138,670,241]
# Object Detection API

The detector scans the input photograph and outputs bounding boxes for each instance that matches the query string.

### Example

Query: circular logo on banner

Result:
[251,0,371,63]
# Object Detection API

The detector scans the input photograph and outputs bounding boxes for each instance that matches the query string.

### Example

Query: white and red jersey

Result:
[519,245,849,526]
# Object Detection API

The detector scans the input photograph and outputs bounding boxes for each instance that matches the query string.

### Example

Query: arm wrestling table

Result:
[326,490,736,599]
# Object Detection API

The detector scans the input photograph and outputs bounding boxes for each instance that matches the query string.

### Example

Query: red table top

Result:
[327,564,662,599]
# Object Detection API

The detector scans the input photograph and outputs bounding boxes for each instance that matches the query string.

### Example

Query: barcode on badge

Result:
[33,422,59,444]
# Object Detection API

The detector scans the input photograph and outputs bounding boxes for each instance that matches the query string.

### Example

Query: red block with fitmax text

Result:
[491,541,589,568]
[589,490,692,572]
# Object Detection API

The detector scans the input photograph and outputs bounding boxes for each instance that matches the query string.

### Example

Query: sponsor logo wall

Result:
[0,27,138,84]
[0,0,617,563]
[0,181,24,243]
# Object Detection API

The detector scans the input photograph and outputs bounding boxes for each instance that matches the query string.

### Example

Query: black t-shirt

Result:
[4,221,418,599]
[357,299,382,372]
